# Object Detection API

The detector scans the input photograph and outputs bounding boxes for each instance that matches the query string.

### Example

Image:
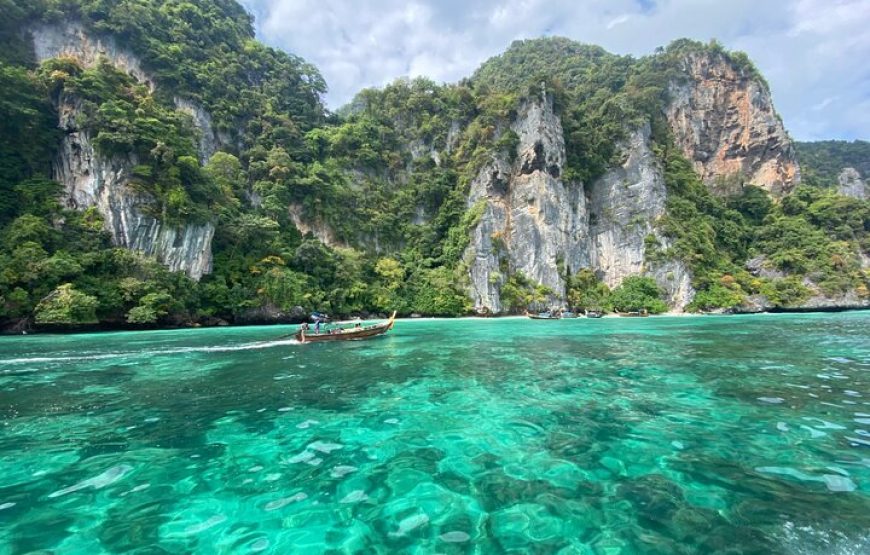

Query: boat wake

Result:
[780,521,870,555]
[0,339,300,369]
[172,339,301,354]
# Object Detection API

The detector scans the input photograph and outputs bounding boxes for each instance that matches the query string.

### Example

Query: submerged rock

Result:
[48,464,133,498]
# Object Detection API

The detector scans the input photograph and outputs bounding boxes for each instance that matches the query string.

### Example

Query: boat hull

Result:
[296,312,396,343]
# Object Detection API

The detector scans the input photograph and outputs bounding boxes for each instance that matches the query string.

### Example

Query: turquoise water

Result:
[1,313,869,554]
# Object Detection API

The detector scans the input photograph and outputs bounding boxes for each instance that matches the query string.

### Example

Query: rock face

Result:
[173,97,221,164]
[798,290,870,311]
[837,168,868,200]
[32,22,153,88]
[55,95,214,279]
[465,96,587,313]
[588,125,694,309]
[32,24,215,280]
[31,23,221,162]
[288,204,344,248]
[667,52,800,196]
[464,94,694,312]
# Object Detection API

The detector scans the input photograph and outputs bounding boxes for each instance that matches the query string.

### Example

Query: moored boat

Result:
[617,309,649,317]
[585,310,604,318]
[527,311,561,320]
[296,312,396,343]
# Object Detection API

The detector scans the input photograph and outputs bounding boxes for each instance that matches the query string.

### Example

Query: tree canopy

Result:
[1,3,867,328]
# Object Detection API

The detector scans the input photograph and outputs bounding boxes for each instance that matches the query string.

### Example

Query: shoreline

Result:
[3,305,869,336]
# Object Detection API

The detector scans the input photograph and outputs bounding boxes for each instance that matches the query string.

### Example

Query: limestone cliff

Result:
[32,22,153,89]
[837,168,868,200]
[464,94,694,312]
[54,94,214,279]
[588,125,694,309]
[31,23,215,279]
[465,96,585,313]
[667,51,800,196]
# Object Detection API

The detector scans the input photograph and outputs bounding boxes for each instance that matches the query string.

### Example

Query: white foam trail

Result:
[1,339,301,367]
[171,339,300,354]
[2,353,125,366]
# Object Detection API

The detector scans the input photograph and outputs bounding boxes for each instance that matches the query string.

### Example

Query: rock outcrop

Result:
[588,125,694,309]
[288,204,344,248]
[667,51,800,196]
[837,168,868,200]
[464,94,694,312]
[55,95,214,279]
[173,97,221,164]
[32,22,154,89]
[31,23,222,163]
[32,23,215,280]
[465,95,587,313]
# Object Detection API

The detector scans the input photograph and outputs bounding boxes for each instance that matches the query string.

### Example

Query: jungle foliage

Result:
[796,140,870,187]
[1,0,867,328]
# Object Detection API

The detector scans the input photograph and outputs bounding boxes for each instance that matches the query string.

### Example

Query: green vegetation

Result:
[0,65,58,224]
[471,37,763,184]
[566,271,668,314]
[656,143,869,311]
[796,140,870,187]
[0,0,867,329]
[566,269,610,311]
[499,272,553,313]
[41,58,229,223]
[609,276,669,314]
[0,1,486,327]
[34,283,98,325]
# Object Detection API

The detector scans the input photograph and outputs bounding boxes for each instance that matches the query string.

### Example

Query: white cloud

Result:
[606,14,631,29]
[239,0,870,140]
[812,96,839,111]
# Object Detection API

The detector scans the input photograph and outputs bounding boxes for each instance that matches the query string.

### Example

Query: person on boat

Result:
[355,323,362,329]
[314,320,321,334]
[300,322,309,331]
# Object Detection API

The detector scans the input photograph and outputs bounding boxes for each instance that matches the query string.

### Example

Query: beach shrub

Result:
[567,269,611,310]
[688,283,746,311]
[499,272,553,313]
[127,291,175,324]
[34,283,99,324]
[608,276,668,314]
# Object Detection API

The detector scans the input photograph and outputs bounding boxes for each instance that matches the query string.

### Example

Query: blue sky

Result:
[238,0,870,141]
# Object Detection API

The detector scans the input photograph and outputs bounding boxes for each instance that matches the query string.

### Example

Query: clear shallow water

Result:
[0,313,869,554]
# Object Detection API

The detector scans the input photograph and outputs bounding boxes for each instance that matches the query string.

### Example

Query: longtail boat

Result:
[527,311,561,320]
[617,309,649,317]
[295,312,396,343]
[585,310,604,318]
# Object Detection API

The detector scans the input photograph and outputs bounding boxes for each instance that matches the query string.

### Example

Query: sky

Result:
[237,0,870,141]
